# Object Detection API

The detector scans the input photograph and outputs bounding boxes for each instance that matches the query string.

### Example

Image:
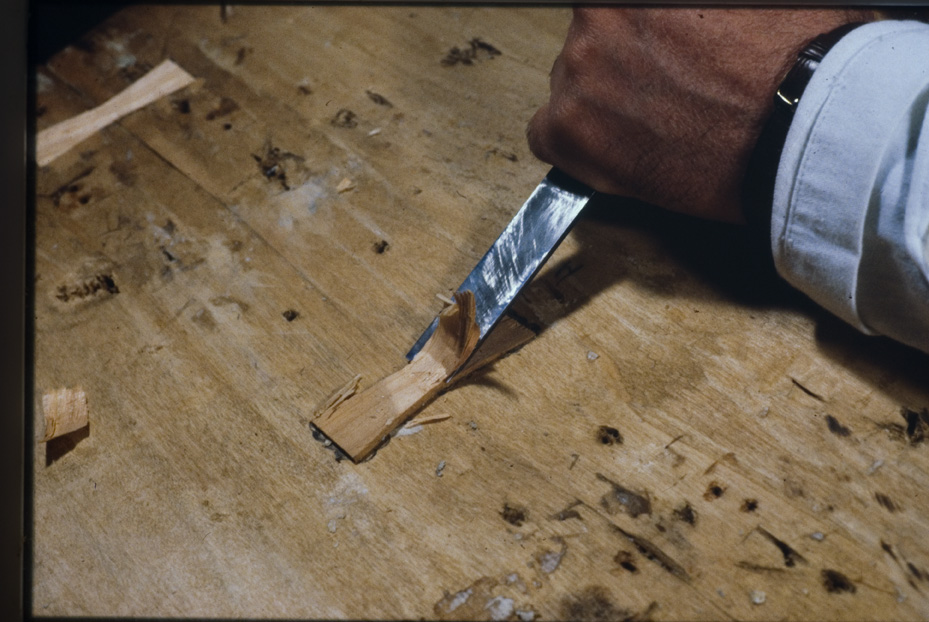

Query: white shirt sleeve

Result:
[772,20,929,353]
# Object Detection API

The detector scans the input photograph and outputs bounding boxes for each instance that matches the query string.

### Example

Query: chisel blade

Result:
[406,168,595,371]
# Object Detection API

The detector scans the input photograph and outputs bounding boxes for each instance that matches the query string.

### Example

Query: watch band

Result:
[742,22,865,254]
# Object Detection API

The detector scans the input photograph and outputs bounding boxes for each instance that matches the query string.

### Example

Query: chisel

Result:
[406,167,596,376]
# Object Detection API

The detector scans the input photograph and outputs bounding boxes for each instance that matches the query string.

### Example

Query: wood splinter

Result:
[36,59,196,167]
[41,387,89,442]
[313,291,534,462]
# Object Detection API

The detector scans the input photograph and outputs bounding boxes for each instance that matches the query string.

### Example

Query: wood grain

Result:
[32,5,929,620]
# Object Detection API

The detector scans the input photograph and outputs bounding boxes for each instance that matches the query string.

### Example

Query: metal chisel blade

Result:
[406,168,595,369]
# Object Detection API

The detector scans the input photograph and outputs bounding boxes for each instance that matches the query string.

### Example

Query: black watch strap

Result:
[742,22,865,254]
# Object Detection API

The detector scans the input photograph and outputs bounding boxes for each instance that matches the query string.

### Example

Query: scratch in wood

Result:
[790,377,825,401]
[756,527,808,568]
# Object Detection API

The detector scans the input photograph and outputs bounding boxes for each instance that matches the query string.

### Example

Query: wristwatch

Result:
[742,22,865,252]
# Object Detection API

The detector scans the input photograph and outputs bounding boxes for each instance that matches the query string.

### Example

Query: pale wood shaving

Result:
[41,387,89,442]
[312,374,362,422]
[36,59,196,166]
[406,412,451,427]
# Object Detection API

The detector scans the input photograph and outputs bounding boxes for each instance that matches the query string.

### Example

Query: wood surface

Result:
[32,5,929,620]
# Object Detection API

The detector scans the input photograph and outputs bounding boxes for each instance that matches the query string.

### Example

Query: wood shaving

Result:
[41,387,89,441]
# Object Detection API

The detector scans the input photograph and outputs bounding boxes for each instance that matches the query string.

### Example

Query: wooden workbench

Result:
[32,5,929,620]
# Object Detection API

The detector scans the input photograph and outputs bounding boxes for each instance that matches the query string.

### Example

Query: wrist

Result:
[742,22,866,254]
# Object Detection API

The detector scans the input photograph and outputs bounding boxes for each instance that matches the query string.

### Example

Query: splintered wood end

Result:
[313,292,481,462]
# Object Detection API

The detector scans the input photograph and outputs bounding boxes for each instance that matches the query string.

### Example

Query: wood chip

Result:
[312,292,535,462]
[37,59,196,166]
[336,178,355,193]
[41,387,89,442]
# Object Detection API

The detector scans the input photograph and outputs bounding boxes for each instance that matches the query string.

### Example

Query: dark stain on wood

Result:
[552,500,583,522]
[205,96,239,121]
[904,408,929,444]
[596,425,622,446]
[825,414,852,437]
[596,473,651,518]
[282,309,299,322]
[234,46,251,65]
[297,84,312,95]
[741,498,759,513]
[791,377,825,401]
[365,90,392,107]
[488,147,518,162]
[881,540,898,561]
[46,166,95,209]
[500,502,527,526]
[251,143,305,191]
[373,240,390,254]
[172,98,191,114]
[614,550,638,574]
[441,37,502,66]
[703,481,726,501]
[56,274,119,302]
[757,527,807,568]
[331,108,358,128]
[609,523,690,582]
[559,586,633,622]
[672,502,696,526]
[822,569,856,594]
[735,561,786,573]
[875,492,898,513]
[878,408,929,445]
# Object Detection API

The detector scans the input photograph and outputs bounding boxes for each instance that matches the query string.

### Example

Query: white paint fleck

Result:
[516,610,535,622]
[116,54,137,68]
[750,590,766,605]
[506,573,519,584]
[395,425,422,437]
[539,549,564,573]
[810,532,825,541]
[485,596,514,621]
[447,588,472,612]
[435,460,446,477]
[36,72,54,93]
[367,128,382,137]
[327,519,338,533]
[275,180,325,229]
[586,350,599,361]
[867,459,884,475]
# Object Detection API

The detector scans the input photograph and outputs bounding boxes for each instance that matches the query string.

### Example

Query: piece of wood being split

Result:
[312,291,535,462]
[41,387,89,442]
[36,59,196,166]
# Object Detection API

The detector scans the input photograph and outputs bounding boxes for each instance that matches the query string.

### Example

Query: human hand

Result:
[527,7,874,222]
